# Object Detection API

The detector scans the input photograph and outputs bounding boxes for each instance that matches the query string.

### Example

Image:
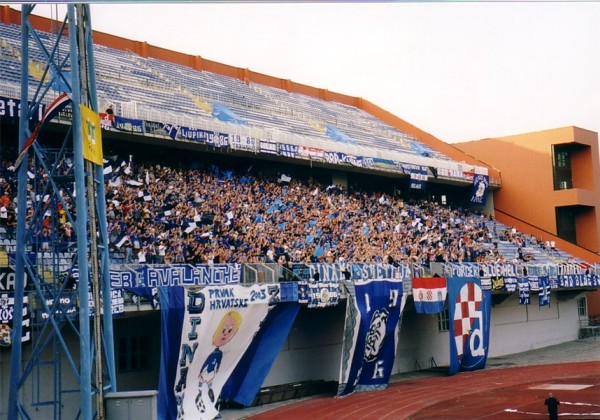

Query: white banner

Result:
[174,284,276,419]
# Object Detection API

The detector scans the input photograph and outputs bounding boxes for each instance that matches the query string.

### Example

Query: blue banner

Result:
[37,291,78,322]
[409,166,428,190]
[324,152,374,168]
[143,120,166,135]
[558,273,599,288]
[158,287,185,420]
[469,174,489,206]
[221,302,301,406]
[444,263,520,278]
[163,123,180,139]
[297,279,340,308]
[539,276,550,307]
[337,278,404,395]
[278,143,298,158]
[0,96,44,122]
[447,277,491,376]
[259,140,278,155]
[206,131,229,148]
[518,277,530,305]
[113,115,144,134]
[178,126,212,142]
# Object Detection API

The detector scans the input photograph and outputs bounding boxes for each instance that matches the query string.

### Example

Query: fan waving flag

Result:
[14,92,71,169]
[412,277,447,314]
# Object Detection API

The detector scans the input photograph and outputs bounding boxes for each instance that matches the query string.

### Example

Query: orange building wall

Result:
[459,126,600,257]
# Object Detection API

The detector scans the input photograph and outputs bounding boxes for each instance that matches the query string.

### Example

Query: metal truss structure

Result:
[8,4,115,419]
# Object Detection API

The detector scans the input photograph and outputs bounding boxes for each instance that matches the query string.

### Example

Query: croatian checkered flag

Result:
[447,277,491,376]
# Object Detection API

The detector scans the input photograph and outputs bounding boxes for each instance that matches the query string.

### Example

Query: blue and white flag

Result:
[278,143,298,158]
[297,279,340,308]
[412,277,447,314]
[409,166,428,190]
[206,132,229,148]
[469,174,489,206]
[538,276,550,307]
[447,277,491,376]
[504,277,518,293]
[163,123,180,139]
[179,126,211,142]
[518,277,530,305]
[220,302,300,406]
[173,284,279,419]
[113,115,144,134]
[259,140,278,155]
[337,278,404,396]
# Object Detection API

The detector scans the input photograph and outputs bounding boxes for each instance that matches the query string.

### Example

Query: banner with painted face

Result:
[447,277,491,376]
[173,284,279,419]
[337,277,405,396]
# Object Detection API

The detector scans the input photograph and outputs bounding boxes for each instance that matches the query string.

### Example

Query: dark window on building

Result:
[118,335,150,373]
[552,146,572,190]
[555,206,577,244]
[438,308,449,332]
[577,297,587,317]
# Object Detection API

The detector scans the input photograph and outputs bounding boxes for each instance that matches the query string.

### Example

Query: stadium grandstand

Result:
[0,5,598,420]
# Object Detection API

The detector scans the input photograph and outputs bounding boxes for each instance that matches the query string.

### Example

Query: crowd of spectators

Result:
[100,158,508,267]
[0,156,551,268]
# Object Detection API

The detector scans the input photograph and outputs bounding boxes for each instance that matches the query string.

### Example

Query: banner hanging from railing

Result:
[447,277,491,376]
[337,277,405,395]
[169,284,284,419]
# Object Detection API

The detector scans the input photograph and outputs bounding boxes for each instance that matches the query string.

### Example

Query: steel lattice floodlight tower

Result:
[8,4,116,419]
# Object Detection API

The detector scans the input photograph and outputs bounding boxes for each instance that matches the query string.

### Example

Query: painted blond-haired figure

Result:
[196,311,242,412]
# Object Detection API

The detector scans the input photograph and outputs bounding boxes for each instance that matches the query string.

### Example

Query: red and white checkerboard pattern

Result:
[453,282,483,359]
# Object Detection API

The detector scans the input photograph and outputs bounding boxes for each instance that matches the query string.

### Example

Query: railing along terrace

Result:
[441,262,596,278]
[104,262,413,289]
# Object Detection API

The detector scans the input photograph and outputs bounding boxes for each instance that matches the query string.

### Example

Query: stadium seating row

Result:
[0,21,449,163]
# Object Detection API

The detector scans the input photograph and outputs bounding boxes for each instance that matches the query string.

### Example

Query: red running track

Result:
[247,361,600,419]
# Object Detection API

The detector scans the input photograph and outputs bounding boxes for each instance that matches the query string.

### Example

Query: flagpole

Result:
[7,6,32,418]
[74,5,106,418]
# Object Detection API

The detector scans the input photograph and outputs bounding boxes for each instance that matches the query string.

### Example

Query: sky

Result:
[24,2,600,144]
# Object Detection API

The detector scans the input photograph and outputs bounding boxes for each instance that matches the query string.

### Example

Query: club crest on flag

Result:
[452,282,483,362]
[447,277,491,376]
